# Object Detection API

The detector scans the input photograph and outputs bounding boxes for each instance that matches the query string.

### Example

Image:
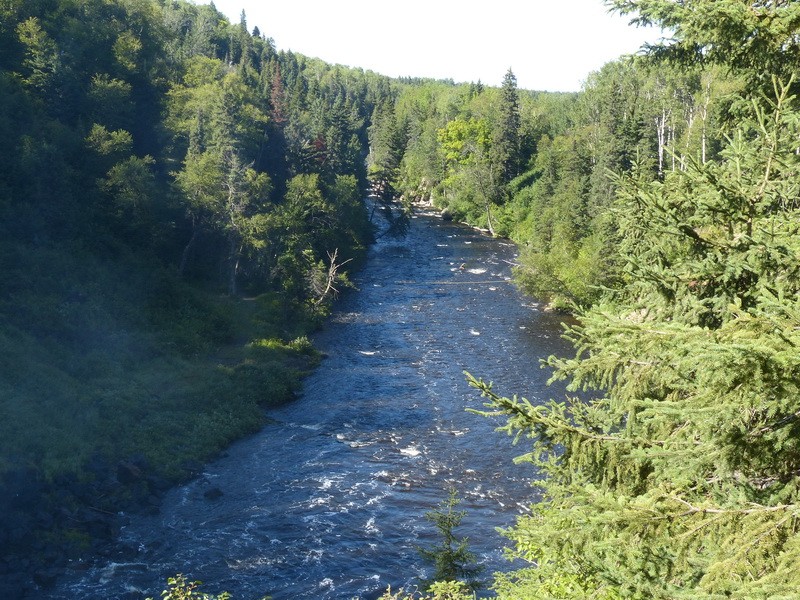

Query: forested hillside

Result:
[370,51,742,310]
[0,0,396,592]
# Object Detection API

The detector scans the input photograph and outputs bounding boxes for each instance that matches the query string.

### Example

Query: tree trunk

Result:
[655,108,669,176]
[228,236,241,296]
[669,123,676,172]
[700,79,712,164]
[179,217,198,277]
[312,249,352,307]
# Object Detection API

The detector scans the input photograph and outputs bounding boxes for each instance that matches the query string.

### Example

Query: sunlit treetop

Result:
[606,0,800,82]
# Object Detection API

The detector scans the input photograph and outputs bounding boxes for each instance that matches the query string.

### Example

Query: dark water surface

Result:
[50,210,572,599]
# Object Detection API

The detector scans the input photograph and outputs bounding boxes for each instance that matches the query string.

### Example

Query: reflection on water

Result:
[51,210,573,600]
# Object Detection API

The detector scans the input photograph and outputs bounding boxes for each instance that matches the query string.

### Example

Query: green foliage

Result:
[491,551,621,600]
[146,574,233,600]
[417,489,484,592]
[607,0,800,88]
[494,68,522,184]
[16,17,58,94]
[507,56,726,307]
[469,73,800,600]
[0,0,381,573]
[0,241,317,482]
[437,116,504,233]
[85,123,133,156]
[368,99,407,201]
[379,581,474,600]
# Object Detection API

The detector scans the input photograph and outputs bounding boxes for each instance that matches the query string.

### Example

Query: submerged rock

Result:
[203,486,224,500]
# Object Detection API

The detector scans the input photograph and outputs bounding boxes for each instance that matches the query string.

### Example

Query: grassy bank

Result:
[0,241,327,592]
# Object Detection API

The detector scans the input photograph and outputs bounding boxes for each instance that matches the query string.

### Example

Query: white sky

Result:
[204,0,664,92]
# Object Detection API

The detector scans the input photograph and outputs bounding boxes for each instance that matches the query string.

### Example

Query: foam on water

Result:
[399,446,421,457]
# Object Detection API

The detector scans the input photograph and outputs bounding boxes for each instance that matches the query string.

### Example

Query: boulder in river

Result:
[203,486,224,500]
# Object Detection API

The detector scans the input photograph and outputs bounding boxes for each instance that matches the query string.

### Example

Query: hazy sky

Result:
[204,0,665,92]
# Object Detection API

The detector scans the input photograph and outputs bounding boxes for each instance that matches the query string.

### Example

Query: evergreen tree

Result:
[367,99,412,237]
[472,80,800,598]
[472,2,800,596]
[368,99,406,202]
[494,68,521,185]
[607,0,800,91]
[417,489,483,592]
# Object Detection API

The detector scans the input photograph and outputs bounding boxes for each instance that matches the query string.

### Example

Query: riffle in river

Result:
[50,209,573,600]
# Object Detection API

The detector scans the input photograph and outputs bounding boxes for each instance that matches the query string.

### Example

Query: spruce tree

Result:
[368,99,406,203]
[494,68,521,185]
[472,2,800,597]
[417,489,484,592]
[472,79,800,598]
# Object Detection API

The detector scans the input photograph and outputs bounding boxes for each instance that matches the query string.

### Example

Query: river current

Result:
[50,209,573,599]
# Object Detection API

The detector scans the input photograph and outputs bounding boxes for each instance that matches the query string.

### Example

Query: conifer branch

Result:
[670,495,797,517]
[751,408,800,435]
[467,373,672,448]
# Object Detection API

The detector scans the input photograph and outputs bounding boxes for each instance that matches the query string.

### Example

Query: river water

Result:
[50,209,573,599]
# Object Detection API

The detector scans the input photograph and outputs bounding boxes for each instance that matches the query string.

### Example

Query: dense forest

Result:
[0,0,392,593]
[467,1,800,599]
[2,0,800,598]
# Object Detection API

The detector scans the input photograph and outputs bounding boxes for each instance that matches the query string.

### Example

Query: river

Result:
[49,208,573,599]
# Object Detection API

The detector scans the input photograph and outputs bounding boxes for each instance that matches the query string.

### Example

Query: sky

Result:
[204,0,666,92]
